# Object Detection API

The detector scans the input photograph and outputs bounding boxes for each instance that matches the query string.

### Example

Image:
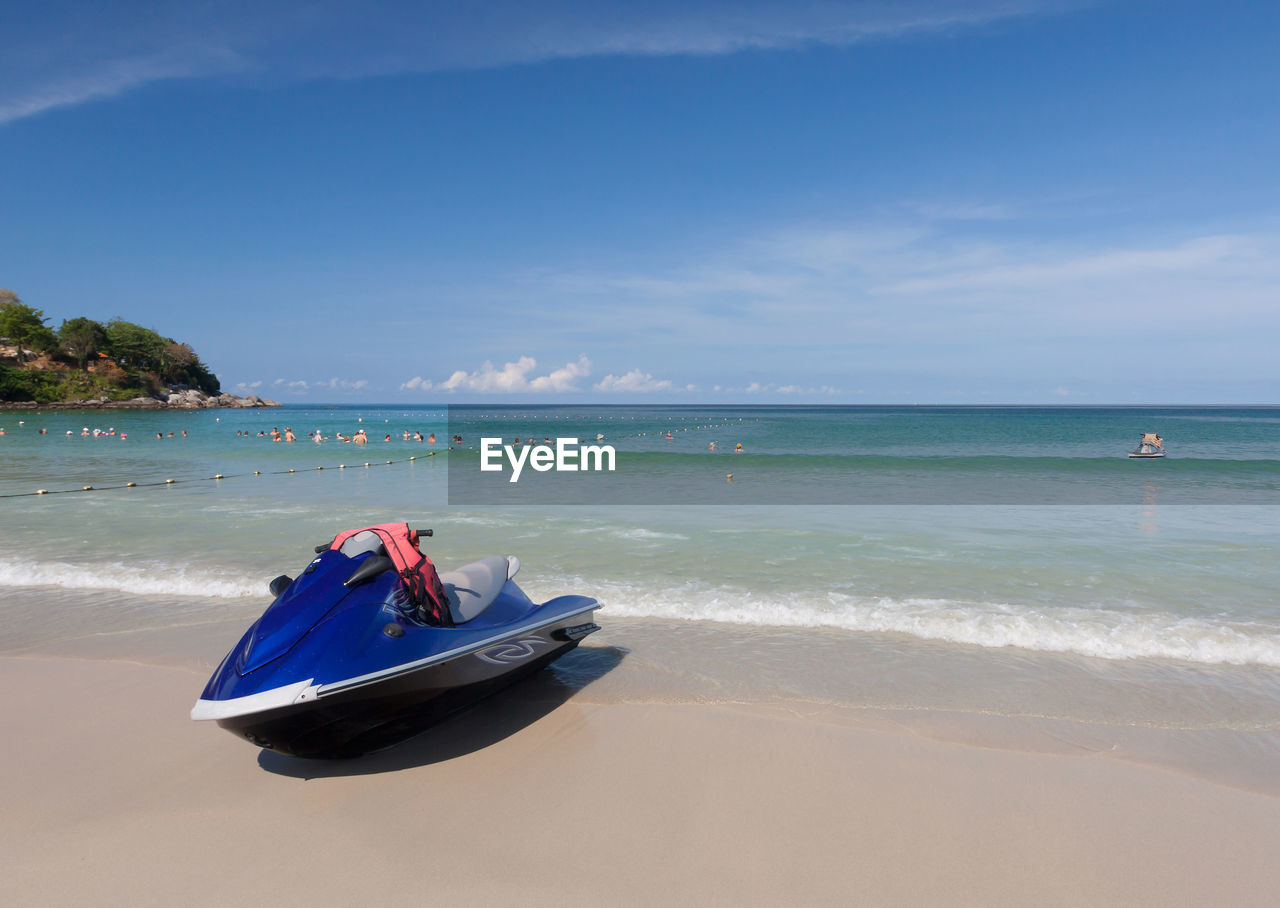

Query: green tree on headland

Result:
[58,317,108,370]
[0,290,58,363]
[104,318,166,371]
[0,290,222,401]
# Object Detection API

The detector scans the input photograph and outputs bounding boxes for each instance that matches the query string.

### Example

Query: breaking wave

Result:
[551,579,1280,668]
[0,556,263,599]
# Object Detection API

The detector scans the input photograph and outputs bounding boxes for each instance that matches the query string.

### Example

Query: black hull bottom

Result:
[217,641,581,758]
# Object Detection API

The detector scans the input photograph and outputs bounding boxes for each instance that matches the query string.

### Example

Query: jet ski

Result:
[1129,432,1166,458]
[191,522,600,758]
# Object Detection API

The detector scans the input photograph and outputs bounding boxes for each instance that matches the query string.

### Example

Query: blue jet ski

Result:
[192,524,600,758]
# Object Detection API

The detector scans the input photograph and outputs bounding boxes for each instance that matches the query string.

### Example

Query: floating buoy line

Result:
[0,452,440,499]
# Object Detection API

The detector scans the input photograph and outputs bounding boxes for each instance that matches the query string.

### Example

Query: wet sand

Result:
[3,651,1278,906]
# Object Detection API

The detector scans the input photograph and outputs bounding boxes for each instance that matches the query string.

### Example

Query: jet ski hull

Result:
[214,625,589,758]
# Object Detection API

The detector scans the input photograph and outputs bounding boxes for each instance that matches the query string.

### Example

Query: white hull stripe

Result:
[191,678,317,721]
[317,605,598,696]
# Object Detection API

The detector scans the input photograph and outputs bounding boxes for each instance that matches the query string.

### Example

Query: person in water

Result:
[427,433,436,444]
[284,427,296,443]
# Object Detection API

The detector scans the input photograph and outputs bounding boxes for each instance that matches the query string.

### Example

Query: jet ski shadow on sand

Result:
[258,643,625,777]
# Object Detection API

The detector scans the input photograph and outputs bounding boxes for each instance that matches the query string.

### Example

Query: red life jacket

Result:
[328,523,452,627]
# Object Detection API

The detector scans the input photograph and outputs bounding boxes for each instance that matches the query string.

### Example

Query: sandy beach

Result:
[4,643,1278,907]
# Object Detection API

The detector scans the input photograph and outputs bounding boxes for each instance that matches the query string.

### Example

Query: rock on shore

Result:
[0,391,281,410]
[164,389,280,409]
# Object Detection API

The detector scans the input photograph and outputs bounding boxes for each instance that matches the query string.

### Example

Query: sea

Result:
[2,404,1278,789]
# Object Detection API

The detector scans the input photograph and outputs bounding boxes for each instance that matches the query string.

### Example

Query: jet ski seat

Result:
[339,530,386,559]
[438,555,521,624]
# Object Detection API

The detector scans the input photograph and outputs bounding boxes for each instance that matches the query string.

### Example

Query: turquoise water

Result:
[445,405,1280,503]
[2,404,1279,777]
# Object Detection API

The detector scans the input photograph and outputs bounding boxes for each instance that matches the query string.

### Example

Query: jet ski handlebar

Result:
[314,528,433,554]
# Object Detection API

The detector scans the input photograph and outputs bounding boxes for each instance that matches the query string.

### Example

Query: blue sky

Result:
[2,0,1277,402]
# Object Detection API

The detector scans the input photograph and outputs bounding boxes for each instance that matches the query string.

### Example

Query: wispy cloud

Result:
[2,1,1076,124]
[882,234,1257,295]
[267,376,368,393]
[525,216,1280,341]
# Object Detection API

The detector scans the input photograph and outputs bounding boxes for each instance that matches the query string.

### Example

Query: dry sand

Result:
[3,652,1278,907]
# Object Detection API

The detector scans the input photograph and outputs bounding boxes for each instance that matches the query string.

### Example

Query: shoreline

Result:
[0,393,281,411]
[3,650,1278,905]
[3,590,1277,799]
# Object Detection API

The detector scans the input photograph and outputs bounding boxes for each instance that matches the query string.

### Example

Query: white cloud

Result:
[777,384,804,394]
[530,354,591,392]
[233,380,263,392]
[321,377,368,390]
[401,376,433,392]
[439,355,590,393]
[594,368,675,392]
[745,382,766,393]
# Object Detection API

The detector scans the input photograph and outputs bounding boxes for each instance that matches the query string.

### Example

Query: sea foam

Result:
[0,556,263,600]
[5,556,1279,667]
[545,579,1280,668]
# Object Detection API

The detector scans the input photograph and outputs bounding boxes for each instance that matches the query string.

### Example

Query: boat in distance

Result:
[1129,432,1166,458]
[192,523,600,758]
